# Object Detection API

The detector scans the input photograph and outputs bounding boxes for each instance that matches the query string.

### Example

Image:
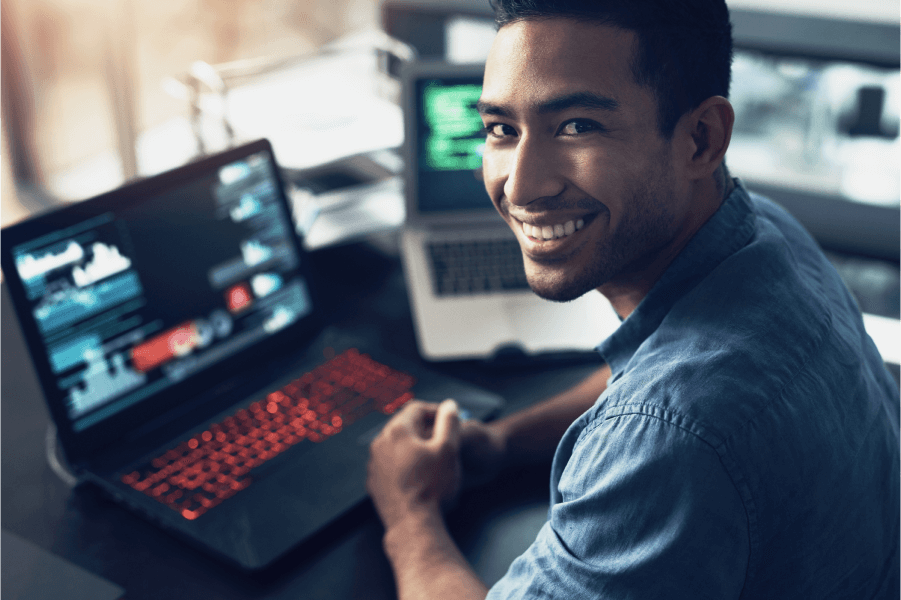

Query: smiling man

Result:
[367,1,900,599]
[477,17,727,311]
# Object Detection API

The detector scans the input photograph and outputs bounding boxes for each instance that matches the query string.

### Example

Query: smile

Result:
[520,218,584,240]
[513,213,599,241]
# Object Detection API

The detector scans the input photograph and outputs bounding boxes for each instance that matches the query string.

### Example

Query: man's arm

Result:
[460,363,612,481]
[383,508,489,600]
[367,365,611,600]
[367,399,488,600]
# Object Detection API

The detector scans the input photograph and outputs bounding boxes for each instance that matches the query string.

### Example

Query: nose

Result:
[501,134,565,206]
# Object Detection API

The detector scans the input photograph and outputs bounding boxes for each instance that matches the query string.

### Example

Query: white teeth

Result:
[521,221,540,239]
[520,218,586,240]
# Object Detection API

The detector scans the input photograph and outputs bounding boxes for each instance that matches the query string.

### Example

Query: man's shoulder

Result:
[596,190,873,444]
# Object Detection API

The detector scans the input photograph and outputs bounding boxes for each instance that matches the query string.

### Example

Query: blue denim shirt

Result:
[487,181,900,599]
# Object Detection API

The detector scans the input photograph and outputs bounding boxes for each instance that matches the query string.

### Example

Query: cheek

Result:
[569,150,623,201]
[480,151,506,205]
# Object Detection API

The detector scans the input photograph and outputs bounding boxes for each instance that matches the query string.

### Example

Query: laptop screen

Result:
[3,142,313,439]
[415,74,494,213]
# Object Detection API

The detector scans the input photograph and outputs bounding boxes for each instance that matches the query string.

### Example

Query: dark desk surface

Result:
[1,237,602,599]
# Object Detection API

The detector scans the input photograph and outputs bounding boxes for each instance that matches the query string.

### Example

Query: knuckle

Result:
[371,428,393,449]
[435,439,457,458]
[405,399,428,413]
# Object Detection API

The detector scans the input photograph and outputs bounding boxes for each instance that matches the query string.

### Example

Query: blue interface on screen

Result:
[12,152,311,432]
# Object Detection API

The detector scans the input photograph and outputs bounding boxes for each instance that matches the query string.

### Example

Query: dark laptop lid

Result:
[1,139,320,466]
[401,61,494,226]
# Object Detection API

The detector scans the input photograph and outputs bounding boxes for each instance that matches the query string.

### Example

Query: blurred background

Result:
[1,0,899,275]
[1,0,381,217]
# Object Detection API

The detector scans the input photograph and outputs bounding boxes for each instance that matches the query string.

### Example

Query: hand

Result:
[367,399,462,531]
[459,419,508,488]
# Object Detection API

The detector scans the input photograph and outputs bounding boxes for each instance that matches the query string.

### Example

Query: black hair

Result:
[489,0,733,138]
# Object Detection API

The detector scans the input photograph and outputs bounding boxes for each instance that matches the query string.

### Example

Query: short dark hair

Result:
[489,0,733,138]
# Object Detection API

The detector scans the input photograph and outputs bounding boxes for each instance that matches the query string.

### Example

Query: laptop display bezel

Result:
[0,139,323,466]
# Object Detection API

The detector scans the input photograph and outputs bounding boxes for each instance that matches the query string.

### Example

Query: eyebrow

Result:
[476,91,619,117]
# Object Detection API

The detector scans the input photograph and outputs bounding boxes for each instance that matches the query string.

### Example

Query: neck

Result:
[599,169,731,320]
[718,163,734,201]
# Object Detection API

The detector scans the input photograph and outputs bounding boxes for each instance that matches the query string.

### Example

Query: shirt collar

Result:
[597,179,757,376]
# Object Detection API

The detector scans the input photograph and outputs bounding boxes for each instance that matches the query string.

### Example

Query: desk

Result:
[1,236,602,599]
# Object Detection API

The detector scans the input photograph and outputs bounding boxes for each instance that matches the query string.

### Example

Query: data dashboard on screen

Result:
[10,151,311,432]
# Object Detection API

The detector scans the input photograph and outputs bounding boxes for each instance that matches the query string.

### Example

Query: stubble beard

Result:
[523,169,678,303]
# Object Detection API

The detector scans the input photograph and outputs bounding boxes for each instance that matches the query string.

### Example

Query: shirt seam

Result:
[585,401,721,444]
[574,407,755,595]
[578,187,835,596]
[587,295,834,595]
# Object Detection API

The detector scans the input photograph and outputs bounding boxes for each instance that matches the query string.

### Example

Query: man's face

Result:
[479,19,690,302]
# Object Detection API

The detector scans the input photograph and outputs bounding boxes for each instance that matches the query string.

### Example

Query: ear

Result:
[675,96,734,181]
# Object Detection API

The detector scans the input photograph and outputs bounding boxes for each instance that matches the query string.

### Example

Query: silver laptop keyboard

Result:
[427,239,530,295]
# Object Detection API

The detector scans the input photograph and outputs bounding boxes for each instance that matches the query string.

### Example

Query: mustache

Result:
[504,194,606,212]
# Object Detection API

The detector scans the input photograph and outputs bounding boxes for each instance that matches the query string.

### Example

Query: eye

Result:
[483,123,517,138]
[558,119,604,136]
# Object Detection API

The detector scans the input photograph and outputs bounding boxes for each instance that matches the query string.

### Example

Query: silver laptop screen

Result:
[416,76,494,213]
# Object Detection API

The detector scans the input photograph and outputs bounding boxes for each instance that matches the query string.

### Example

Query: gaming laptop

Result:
[0,139,503,570]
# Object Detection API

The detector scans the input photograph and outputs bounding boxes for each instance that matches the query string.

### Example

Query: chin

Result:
[524,266,601,303]
[528,284,585,303]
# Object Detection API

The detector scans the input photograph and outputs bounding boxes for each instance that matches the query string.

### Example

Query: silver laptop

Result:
[400,61,620,361]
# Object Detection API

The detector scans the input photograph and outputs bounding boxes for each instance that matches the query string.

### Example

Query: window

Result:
[2,0,379,224]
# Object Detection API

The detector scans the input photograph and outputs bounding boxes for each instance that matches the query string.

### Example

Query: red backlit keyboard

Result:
[120,348,415,520]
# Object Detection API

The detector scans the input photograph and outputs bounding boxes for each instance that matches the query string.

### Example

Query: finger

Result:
[388,400,438,439]
[430,399,461,451]
[459,417,482,438]
[394,399,434,424]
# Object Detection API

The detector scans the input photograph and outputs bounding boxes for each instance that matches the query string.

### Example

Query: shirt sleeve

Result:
[486,410,750,600]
